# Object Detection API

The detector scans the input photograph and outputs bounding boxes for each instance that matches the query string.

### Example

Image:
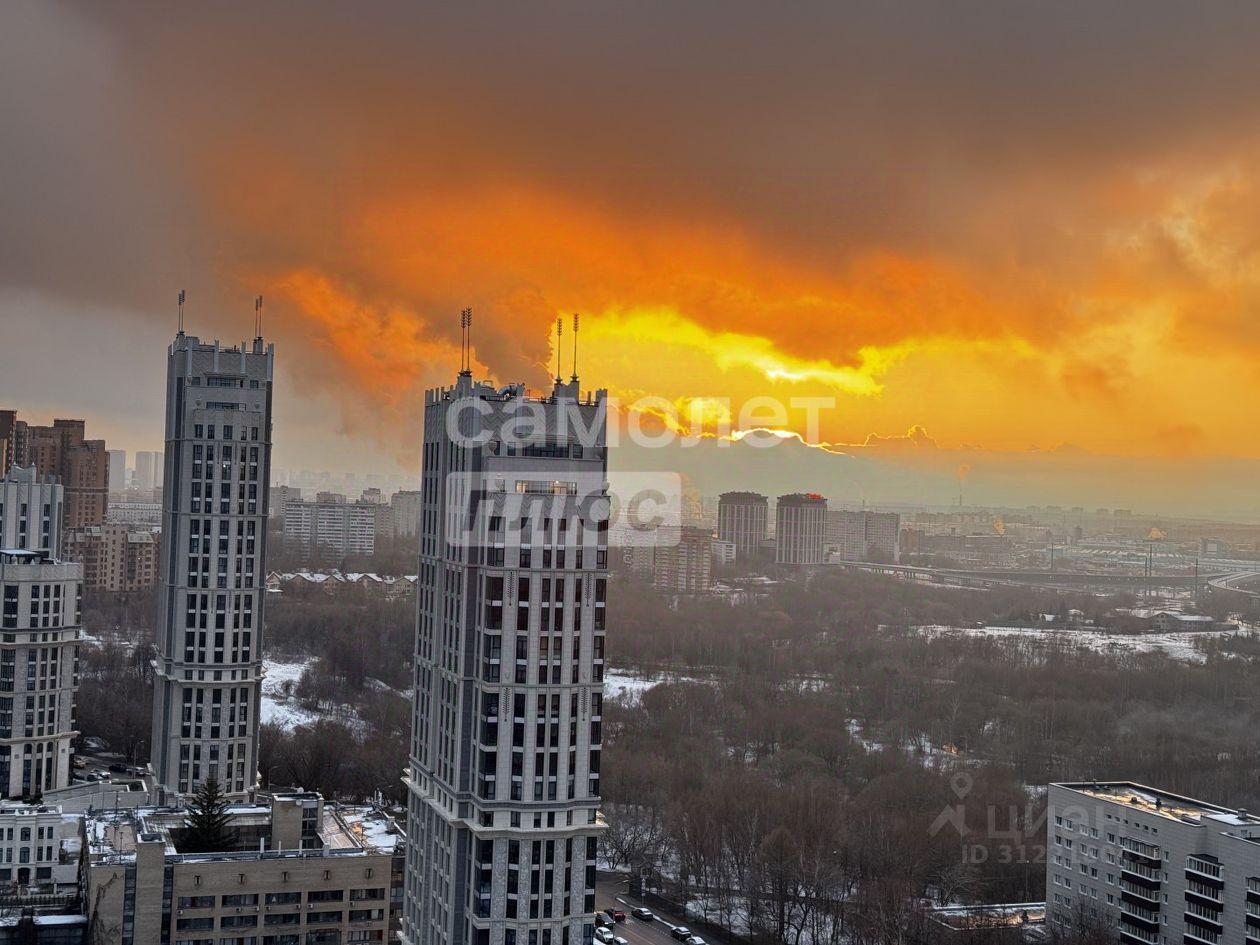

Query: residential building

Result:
[106,450,126,496]
[63,524,160,593]
[4,418,108,530]
[271,484,301,521]
[711,539,736,566]
[0,467,63,555]
[390,490,423,540]
[1046,781,1260,945]
[105,502,162,526]
[84,792,403,945]
[0,413,16,476]
[283,500,376,561]
[653,526,713,594]
[401,374,606,945]
[825,509,901,563]
[132,450,162,496]
[0,802,81,890]
[775,494,827,567]
[717,492,768,561]
[150,332,273,800]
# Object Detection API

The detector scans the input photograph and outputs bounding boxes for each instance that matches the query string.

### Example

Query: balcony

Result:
[1186,856,1222,881]
[1119,925,1160,945]
[1183,924,1222,945]
[1122,859,1163,882]
[1121,879,1161,904]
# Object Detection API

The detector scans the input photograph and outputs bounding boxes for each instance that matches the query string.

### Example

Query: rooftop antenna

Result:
[570,312,580,382]
[177,289,186,335]
[459,308,472,375]
[254,295,263,341]
[555,316,564,383]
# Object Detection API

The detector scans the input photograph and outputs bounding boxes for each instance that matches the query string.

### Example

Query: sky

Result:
[4,2,1260,515]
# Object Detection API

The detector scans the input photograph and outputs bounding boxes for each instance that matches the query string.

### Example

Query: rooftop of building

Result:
[85,799,403,864]
[1055,781,1260,827]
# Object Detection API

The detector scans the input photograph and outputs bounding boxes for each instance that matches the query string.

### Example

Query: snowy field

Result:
[260,658,323,728]
[603,670,704,704]
[914,623,1253,663]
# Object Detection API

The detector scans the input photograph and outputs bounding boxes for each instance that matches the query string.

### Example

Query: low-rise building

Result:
[1046,781,1260,945]
[0,803,80,891]
[84,792,404,945]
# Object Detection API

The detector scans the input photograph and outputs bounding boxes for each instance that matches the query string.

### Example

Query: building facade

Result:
[0,470,81,799]
[401,374,606,945]
[85,793,403,945]
[150,332,273,800]
[391,490,423,540]
[63,524,159,593]
[283,500,376,561]
[4,419,108,530]
[1047,781,1260,945]
[106,450,126,496]
[652,526,713,595]
[825,509,901,563]
[717,492,768,561]
[0,802,80,890]
[775,494,827,567]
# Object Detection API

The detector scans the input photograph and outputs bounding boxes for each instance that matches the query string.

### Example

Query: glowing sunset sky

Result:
[4,2,1260,510]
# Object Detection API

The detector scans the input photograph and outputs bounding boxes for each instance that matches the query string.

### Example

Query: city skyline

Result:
[6,2,1260,516]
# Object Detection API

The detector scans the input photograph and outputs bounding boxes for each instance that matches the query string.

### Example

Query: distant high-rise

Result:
[825,509,900,563]
[653,525,713,594]
[133,450,162,494]
[106,449,126,495]
[0,466,81,796]
[718,491,768,560]
[3,415,109,529]
[150,332,273,799]
[401,374,607,945]
[390,489,423,539]
[775,493,827,566]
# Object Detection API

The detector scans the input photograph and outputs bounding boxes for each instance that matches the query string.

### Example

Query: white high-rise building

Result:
[106,449,126,495]
[0,466,81,797]
[401,373,608,945]
[150,331,273,799]
[775,493,827,566]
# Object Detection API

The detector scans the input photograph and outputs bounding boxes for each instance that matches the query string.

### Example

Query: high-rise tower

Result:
[150,332,273,799]
[402,373,608,945]
[0,465,80,796]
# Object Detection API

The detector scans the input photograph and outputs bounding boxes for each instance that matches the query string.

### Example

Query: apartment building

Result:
[825,509,901,563]
[717,492,768,561]
[150,332,273,800]
[775,493,827,567]
[1047,781,1260,945]
[390,490,423,540]
[652,526,713,594]
[0,466,63,556]
[3,417,109,529]
[0,802,80,890]
[84,792,403,945]
[283,500,376,561]
[64,524,160,592]
[402,374,606,945]
[0,468,81,798]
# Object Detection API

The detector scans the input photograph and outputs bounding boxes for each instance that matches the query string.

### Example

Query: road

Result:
[595,877,706,945]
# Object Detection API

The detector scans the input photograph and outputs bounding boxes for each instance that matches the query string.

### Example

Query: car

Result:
[108,763,129,774]
[686,937,708,945]
[604,908,626,923]
[91,768,109,780]
[631,908,655,922]
[669,928,691,941]
[594,928,614,944]
[71,757,87,770]
[613,937,628,945]
[594,914,611,928]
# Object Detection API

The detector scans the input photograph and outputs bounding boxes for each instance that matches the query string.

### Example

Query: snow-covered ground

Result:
[603,670,705,704]
[914,623,1252,663]
[260,658,323,728]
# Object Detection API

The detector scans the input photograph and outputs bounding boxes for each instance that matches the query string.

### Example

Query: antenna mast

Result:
[570,312,580,382]
[555,317,564,383]
[178,289,186,335]
[460,308,472,375]
[254,295,264,340]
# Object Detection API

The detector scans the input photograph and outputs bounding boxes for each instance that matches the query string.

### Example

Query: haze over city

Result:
[6,2,1260,516]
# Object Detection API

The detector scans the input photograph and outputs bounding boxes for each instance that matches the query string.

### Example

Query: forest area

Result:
[73,564,1259,945]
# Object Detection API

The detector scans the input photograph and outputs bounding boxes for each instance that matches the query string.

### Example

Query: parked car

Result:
[686,937,708,945]
[604,909,626,923]
[631,908,655,921]
[613,937,628,945]
[91,768,109,781]
[669,928,691,941]
[108,763,129,774]
[71,757,87,770]
[595,928,614,944]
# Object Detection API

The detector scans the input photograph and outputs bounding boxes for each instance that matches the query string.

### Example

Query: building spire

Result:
[254,295,263,341]
[177,289,186,335]
[570,312,580,383]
